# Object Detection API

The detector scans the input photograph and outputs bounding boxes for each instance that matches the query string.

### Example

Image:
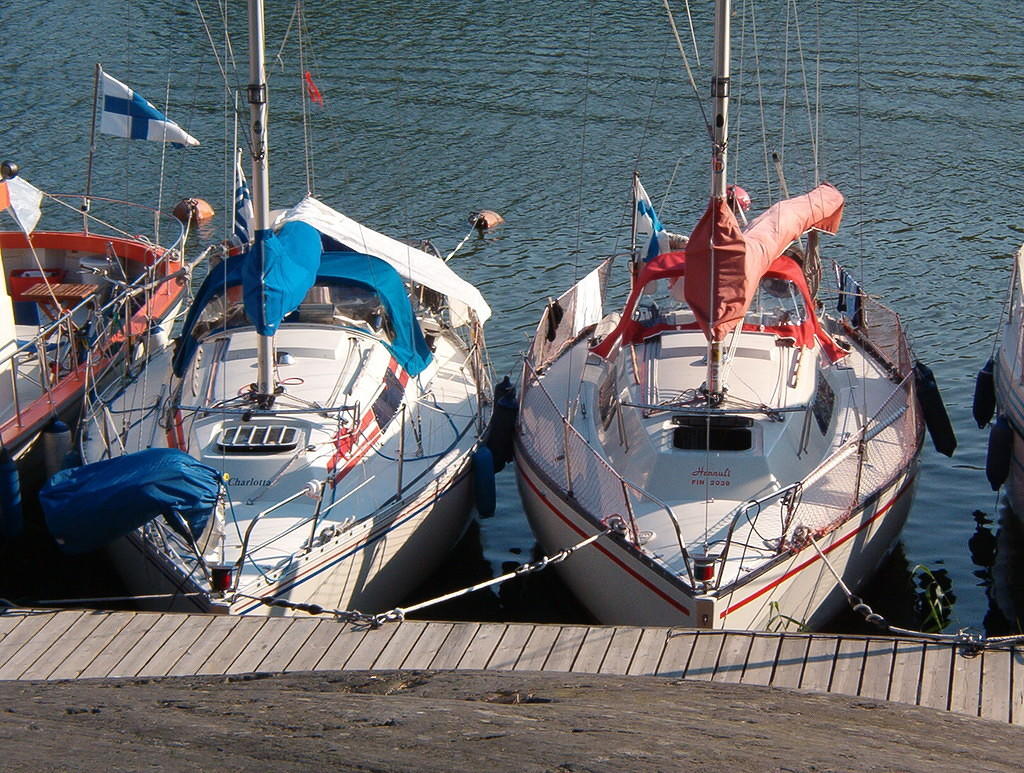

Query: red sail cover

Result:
[683,182,845,342]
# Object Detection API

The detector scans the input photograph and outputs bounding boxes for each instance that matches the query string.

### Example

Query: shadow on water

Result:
[402,518,593,625]
[0,495,131,611]
[829,504,1024,638]
[974,503,1024,636]
[825,541,954,636]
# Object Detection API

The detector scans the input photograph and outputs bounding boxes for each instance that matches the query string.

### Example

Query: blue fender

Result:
[472,446,496,517]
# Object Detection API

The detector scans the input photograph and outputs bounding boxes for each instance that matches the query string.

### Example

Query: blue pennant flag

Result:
[99,69,199,147]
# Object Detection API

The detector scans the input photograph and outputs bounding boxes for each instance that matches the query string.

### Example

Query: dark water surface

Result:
[1,0,1023,633]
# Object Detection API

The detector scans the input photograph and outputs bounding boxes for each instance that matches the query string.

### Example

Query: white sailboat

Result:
[977,245,1024,516]
[50,0,492,616]
[514,0,934,630]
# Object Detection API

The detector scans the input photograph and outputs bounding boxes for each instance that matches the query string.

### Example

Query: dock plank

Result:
[742,634,781,686]
[918,643,954,712]
[859,639,896,700]
[655,630,698,678]
[225,618,292,675]
[489,624,535,671]
[514,625,560,672]
[829,638,866,697]
[713,633,752,684]
[20,612,108,681]
[0,611,37,643]
[402,622,454,670]
[79,613,163,679]
[887,640,925,706]
[770,634,810,689]
[0,611,84,680]
[282,621,347,672]
[48,612,136,680]
[109,615,189,678]
[257,618,321,673]
[457,624,508,670]
[980,648,1012,723]
[166,617,241,677]
[428,623,479,670]
[600,627,644,675]
[1012,649,1024,726]
[800,635,838,693]
[571,626,615,674]
[0,609,1018,724]
[682,632,724,681]
[344,624,401,670]
[626,628,668,676]
[137,615,213,677]
[542,626,588,672]
[0,612,64,674]
[373,621,428,670]
[309,624,369,671]
[196,617,266,676]
[949,649,983,717]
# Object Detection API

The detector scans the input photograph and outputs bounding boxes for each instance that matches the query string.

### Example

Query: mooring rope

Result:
[237,520,626,627]
[806,534,1024,653]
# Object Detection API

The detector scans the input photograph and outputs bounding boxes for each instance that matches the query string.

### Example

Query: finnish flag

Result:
[233,150,254,247]
[99,70,199,147]
[633,176,671,263]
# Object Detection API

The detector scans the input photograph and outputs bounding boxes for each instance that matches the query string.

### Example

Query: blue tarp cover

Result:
[173,239,432,377]
[40,449,221,555]
[242,222,323,336]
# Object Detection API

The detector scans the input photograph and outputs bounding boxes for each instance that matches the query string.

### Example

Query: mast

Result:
[706,0,731,402]
[247,0,274,398]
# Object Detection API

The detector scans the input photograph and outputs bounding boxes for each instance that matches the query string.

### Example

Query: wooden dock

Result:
[0,608,1021,724]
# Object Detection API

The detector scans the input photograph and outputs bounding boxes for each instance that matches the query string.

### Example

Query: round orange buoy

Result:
[173,197,215,225]
[469,210,504,232]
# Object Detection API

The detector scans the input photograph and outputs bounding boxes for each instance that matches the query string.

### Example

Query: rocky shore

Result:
[0,670,1020,772]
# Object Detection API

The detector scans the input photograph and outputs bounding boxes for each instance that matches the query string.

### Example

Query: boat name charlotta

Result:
[691,466,731,487]
[227,477,273,487]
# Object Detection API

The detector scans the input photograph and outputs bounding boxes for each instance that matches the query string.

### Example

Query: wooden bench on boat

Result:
[18,282,99,319]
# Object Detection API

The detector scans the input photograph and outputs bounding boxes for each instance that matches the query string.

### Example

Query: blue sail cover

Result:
[40,449,221,555]
[242,221,323,335]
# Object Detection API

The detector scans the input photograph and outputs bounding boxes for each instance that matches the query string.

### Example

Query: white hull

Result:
[517,445,916,629]
[110,460,474,616]
[991,245,1024,518]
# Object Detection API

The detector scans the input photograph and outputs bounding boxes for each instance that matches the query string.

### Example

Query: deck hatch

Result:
[217,423,300,453]
[672,415,753,451]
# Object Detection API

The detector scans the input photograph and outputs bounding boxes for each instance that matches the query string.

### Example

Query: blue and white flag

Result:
[834,263,863,328]
[99,70,199,147]
[633,176,671,263]
[233,150,254,248]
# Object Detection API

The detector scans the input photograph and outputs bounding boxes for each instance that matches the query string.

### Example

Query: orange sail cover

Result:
[683,182,845,342]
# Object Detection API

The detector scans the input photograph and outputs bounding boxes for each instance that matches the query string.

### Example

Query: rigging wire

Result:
[661,0,712,139]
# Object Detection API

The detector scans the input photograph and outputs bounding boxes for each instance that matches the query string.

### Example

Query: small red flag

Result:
[0,181,9,211]
[303,71,324,106]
